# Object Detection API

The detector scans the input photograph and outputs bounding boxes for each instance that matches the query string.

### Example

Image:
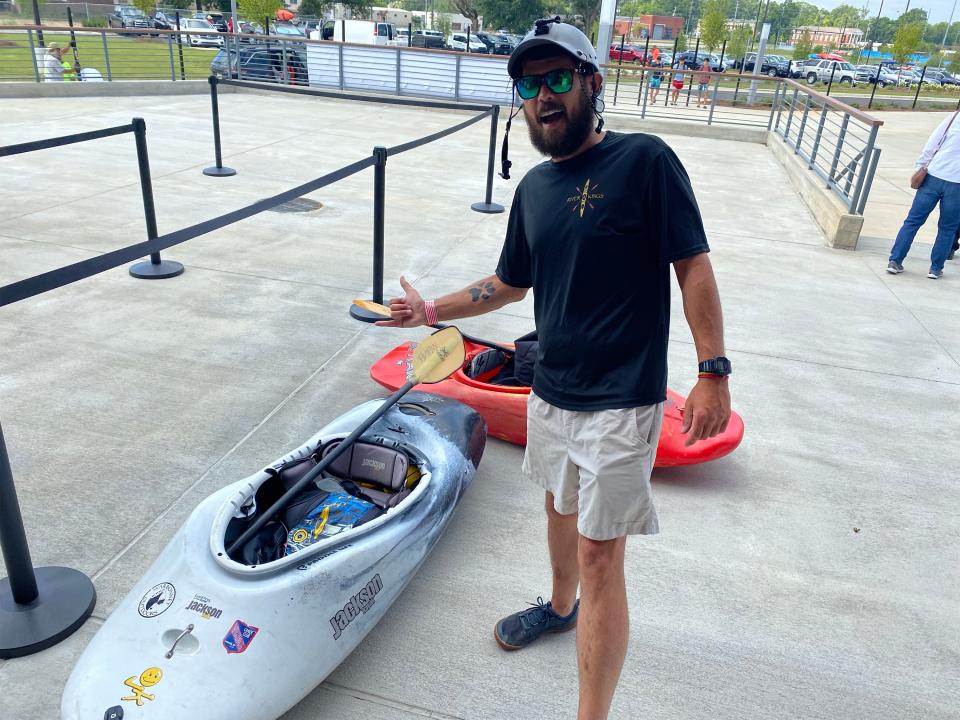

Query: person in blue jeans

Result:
[888,111,960,279]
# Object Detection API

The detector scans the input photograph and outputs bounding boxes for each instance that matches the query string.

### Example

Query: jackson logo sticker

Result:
[137,582,175,618]
[330,574,383,640]
[223,619,259,654]
[184,593,222,620]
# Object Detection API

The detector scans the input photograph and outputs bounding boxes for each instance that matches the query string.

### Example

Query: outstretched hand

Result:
[375,276,428,328]
[680,379,731,446]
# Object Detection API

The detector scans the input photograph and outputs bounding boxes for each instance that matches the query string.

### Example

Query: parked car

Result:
[318,18,398,45]
[179,18,223,47]
[194,11,228,32]
[447,33,488,53]
[148,9,176,31]
[675,50,722,70]
[297,18,323,37]
[411,29,445,49]
[108,5,152,33]
[739,52,789,76]
[927,69,960,86]
[211,45,307,84]
[609,43,644,63]
[271,21,305,43]
[803,59,857,85]
[475,31,513,55]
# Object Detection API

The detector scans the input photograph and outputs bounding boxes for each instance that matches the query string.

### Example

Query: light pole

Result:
[941,0,957,67]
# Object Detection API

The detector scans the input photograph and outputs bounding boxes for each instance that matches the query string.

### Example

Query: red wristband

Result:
[424,300,438,326]
[698,372,727,380]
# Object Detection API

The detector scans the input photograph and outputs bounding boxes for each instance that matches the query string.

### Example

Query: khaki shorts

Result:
[522,393,663,541]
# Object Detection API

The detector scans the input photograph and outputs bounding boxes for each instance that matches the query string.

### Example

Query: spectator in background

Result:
[888,110,960,279]
[670,58,686,106]
[696,63,712,108]
[43,43,66,81]
[648,60,663,104]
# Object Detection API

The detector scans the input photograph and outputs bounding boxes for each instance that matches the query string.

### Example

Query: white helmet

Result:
[507,17,600,79]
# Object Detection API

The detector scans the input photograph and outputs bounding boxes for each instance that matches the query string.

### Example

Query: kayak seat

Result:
[322,441,413,510]
[463,332,538,388]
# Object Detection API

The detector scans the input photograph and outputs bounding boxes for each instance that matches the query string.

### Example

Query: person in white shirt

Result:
[888,111,960,279]
[43,43,66,82]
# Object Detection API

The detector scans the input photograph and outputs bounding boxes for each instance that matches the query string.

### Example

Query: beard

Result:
[525,91,596,158]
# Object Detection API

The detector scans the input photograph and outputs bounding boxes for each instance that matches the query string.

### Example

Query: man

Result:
[378,19,731,720]
[43,43,66,82]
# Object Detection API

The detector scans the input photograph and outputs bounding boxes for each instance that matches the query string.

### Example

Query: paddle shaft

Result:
[226,380,415,557]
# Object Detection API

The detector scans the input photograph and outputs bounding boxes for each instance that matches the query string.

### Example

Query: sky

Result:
[813,0,960,24]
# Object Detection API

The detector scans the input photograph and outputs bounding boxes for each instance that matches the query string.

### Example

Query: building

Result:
[791,26,865,47]
[613,15,684,42]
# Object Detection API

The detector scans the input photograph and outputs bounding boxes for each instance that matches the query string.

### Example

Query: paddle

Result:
[350,299,514,356]
[226,326,466,559]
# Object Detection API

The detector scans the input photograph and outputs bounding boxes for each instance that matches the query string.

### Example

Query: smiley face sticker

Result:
[121,666,163,706]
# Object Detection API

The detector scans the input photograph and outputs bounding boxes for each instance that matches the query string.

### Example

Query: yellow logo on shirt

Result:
[566,178,605,218]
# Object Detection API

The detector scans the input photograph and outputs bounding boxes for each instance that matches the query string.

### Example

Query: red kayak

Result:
[370,339,744,467]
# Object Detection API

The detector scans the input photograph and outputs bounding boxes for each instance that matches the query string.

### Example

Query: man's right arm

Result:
[375,274,528,328]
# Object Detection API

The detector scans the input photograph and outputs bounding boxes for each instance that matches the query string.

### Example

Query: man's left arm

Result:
[673,252,731,446]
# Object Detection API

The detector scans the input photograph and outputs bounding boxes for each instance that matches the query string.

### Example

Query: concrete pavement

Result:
[0,93,958,720]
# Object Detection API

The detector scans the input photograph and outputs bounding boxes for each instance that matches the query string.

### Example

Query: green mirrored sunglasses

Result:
[515,68,575,100]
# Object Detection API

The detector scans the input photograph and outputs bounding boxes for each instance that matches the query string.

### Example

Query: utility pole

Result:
[942,0,958,67]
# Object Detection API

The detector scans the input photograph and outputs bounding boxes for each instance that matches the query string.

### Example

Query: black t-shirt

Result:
[495,131,709,411]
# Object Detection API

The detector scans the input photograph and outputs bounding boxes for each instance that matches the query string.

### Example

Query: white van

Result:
[315,19,398,46]
[447,32,488,53]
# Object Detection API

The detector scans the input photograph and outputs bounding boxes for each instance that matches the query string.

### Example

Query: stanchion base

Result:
[0,566,96,659]
[471,201,505,214]
[350,301,387,324]
[129,259,185,279]
[203,166,237,177]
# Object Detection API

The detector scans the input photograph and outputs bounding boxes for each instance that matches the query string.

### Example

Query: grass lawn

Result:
[0,31,216,81]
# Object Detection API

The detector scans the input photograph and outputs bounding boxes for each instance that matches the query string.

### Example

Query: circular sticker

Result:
[138,582,176,618]
[292,529,308,543]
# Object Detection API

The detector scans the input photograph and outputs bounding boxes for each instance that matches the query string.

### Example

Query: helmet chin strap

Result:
[500,86,522,179]
[578,70,605,134]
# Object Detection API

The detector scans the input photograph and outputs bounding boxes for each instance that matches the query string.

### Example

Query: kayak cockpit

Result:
[211,435,430,574]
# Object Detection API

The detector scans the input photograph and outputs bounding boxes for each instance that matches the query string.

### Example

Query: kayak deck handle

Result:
[165,624,195,659]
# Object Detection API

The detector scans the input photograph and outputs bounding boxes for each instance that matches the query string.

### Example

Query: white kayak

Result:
[62,392,486,720]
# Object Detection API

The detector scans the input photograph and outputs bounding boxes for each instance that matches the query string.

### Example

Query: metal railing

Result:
[601,63,786,129]
[772,80,883,214]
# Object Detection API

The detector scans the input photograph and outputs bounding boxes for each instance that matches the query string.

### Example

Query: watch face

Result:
[700,357,731,375]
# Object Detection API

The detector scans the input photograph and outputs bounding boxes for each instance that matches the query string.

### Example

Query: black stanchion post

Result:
[472,106,505,214]
[176,11,185,80]
[32,0,43,46]
[868,71,879,109]
[913,66,927,109]
[0,421,96,658]
[826,62,837,96]
[129,118,184,279]
[372,146,387,304]
[613,34,625,105]
[203,76,237,177]
[686,36,700,106]
[408,22,412,47]
[66,7,81,79]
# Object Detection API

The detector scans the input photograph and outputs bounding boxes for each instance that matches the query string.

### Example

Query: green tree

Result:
[892,21,924,66]
[564,0,602,41]
[866,16,896,44]
[475,0,544,32]
[698,0,727,53]
[298,0,325,18]
[238,0,282,24]
[167,0,194,10]
[674,29,687,51]
[727,25,750,63]
[131,0,155,14]
[792,29,812,60]
[451,0,479,30]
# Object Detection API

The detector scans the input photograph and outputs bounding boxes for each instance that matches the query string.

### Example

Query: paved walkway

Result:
[0,93,957,720]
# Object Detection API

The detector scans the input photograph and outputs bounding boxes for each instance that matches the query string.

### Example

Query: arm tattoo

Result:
[469,281,497,303]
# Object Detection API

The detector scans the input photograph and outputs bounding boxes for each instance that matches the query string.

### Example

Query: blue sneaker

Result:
[494,597,579,651]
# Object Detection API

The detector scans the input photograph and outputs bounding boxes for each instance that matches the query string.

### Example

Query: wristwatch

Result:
[698,356,732,376]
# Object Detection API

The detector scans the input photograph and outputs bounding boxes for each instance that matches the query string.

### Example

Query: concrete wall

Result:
[767,129,864,249]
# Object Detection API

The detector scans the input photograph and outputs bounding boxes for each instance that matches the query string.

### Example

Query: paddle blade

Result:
[409,326,465,384]
[350,299,393,323]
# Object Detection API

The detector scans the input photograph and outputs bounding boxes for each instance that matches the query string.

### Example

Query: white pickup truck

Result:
[802,59,858,86]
